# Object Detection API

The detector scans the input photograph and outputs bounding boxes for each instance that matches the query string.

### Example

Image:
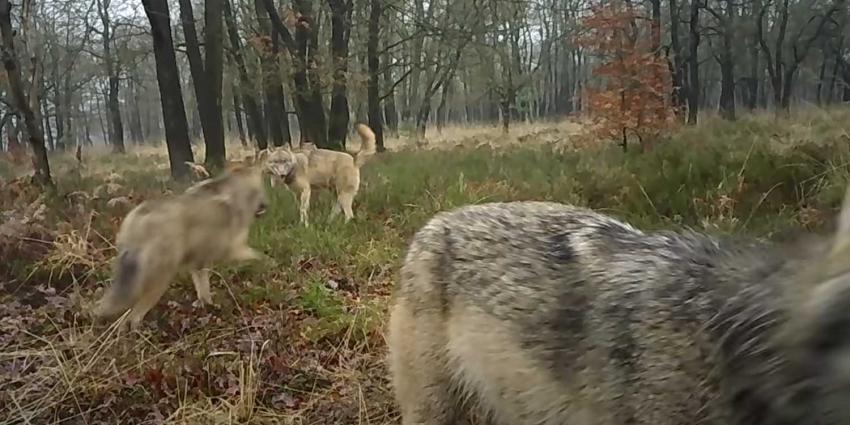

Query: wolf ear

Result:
[834,185,850,252]
[256,149,270,163]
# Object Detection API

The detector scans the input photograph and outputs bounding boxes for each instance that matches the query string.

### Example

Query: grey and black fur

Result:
[388,197,850,425]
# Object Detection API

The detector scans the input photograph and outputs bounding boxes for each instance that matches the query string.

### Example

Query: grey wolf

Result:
[92,164,268,331]
[262,123,376,227]
[389,193,850,425]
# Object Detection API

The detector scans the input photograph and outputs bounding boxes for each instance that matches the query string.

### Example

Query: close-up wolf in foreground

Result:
[92,164,268,331]
[263,123,376,227]
[389,188,850,425]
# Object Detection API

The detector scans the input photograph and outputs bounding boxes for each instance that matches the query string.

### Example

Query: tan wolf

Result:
[389,189,850,425]
[92,164,268,331]
[262,123,376,227]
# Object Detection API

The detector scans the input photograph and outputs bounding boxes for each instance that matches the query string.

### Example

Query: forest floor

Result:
[2,109,850,424]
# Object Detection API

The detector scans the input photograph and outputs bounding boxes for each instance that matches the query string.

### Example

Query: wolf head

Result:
[259,146,297,184]
[185,164,268,218]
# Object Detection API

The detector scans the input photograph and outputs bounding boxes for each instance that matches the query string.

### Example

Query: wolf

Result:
[263,123,376,227]
[92,164,268,331]
[388,190,850,425]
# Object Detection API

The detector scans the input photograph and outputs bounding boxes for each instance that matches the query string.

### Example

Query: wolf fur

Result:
[389,193,850,425]
[92,164,268,331]
[262,123,376,227]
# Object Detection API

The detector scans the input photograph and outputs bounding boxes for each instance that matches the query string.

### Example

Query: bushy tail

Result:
[354,123,377,169]
[92,250,140,319]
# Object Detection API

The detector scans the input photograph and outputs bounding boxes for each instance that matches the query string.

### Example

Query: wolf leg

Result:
[389,298,462,425]
[229,244,263,262]
[127,275,171,331]
[191,269,213,305]
[299,187,311,227]
[338,191,356,222]
[329,198,342,219]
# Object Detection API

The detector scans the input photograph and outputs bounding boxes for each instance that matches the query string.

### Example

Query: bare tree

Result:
[178,0,226,169]
[260,0,332,149]
[0,0,50,185]
[253,0,290,147]
[367,0,384,150]
[328,0,352,148]
[95,0,125,152]
[142,0,193,179]
[224,0,267,149]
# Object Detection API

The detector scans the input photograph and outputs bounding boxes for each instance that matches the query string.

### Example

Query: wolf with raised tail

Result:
[92,164,268,331]
[389,189,850,425]
[262,123,376,227]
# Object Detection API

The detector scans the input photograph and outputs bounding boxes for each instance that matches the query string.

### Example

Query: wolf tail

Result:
[354,123,377,169]
[93,250,140,319]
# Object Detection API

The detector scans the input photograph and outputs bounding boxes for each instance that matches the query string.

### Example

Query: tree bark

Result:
[143,0,194,180]
[233,91,247,146]
[179,0,225,169]
[261,0,329,148]
[717,0,736,120]
[327,0,351,148]
[687,0,701,125]
[381,4,398,136]
[224,0,267,149]
[254,0,289,147]
[746,0,762,109]
[203,0,226,168]
[0,0,50,186]
[669,0,685,116]
[367,0,384,151]
[128,77,145,144]
[98,0,125,153]
[405,0,426,123]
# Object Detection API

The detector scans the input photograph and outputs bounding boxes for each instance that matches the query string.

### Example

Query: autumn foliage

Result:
[577,1,677,151]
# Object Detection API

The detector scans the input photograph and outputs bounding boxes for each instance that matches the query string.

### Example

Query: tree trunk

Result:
[233,91,248,146]
[203,0,226,169]
[405,0,426,123]
[669,0,685,117]
[367,0,384,151]
[382,56,399,137]
[98,0,125,153]
[817,54,828,105]
[107,75,125,152]
[381,5,398,137]
[254,0,288,147]
[436,80,450,133]
[780,66,795,114]
[179,0,225,169]
[42,96,53,151]
[128,77,145,144]
[327,0,351,148]
[717,0,736,120]
[0,0,50,185]
[746,0,762,110]
[52,62,64,149]
[224,0,267,149]
[260,0,330,148]
[143,0,194,180]
[687,0,701,125]
[82,102,93,146]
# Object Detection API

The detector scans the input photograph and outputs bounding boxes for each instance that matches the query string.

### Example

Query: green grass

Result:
[3,108,850,423]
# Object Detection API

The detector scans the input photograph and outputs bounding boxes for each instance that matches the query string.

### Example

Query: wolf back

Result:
[389,200,848,425]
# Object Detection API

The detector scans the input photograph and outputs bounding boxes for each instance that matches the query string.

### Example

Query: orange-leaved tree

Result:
[576,1,677,152]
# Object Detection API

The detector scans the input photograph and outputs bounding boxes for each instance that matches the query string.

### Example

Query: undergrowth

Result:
[1,108,850,424]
